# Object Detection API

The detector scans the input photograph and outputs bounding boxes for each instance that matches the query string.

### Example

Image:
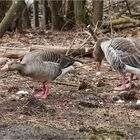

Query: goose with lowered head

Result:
[94,37,140,91]
[1,50,82,99]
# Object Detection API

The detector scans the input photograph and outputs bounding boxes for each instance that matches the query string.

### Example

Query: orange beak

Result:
[95,61,101,70]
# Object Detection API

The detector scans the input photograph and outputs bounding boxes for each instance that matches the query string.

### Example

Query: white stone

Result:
[16,90,29,96]
[116,99,125,103]
[113,91,118,94]
[99,101,103,105]
[96,71,101,76]
[136,100,140,105]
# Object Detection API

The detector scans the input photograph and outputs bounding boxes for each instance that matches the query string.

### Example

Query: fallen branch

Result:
[102,16,137,28]
[0,45,94,59]
[66,31,93,56]
[67,36,92,56]
[102,23,140,34]
[0,47,29,58]
[101,16,140,34]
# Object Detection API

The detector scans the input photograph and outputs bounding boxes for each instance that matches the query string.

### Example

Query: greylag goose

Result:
[1,50,82,99]
[94,37,140,91]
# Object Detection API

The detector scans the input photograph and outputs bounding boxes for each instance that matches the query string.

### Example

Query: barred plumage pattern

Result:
[8,50,76,83]
[21,50,75,68]
[101,37,140,72]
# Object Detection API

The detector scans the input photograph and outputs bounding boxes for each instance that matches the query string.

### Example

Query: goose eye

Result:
[5,59,9,63]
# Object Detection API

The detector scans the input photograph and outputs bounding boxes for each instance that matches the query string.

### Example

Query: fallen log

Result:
[0,47,29,58]
[101,16,140,34]
[102,16,138,28]
[0,45,94,59]
[102,23,140,34]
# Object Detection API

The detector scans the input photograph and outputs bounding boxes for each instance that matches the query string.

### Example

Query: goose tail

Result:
[73,60,83,66]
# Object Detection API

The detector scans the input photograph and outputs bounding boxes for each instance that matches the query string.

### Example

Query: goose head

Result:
[1,60,23,72]
[94,37,109,70]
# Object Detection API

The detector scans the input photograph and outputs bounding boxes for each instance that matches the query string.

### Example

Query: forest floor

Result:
[0,30,140,140]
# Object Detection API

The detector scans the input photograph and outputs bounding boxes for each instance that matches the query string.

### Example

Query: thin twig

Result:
[68,35,92,56]
[116,1,137,18]
[88,25,98,41]
[66,31,92,56]
[124,0,132,15]
[53,81,77,87]
[66,32,80,56]
[104,0,126,11]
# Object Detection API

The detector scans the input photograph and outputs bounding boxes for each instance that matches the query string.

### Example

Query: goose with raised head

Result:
[94,37,140,91]
[1,50,82,99]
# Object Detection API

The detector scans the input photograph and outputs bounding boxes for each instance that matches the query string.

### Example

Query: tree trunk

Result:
[49,0,63,30]
[22,7,32,29]
[73,0,86,26]
[64,0,75,29]
[92,0,103,27]
[33,0,39,28]
[15,2,27,33]
[0,1,12,22]
[42,0,50,30]
[0,0,25,38]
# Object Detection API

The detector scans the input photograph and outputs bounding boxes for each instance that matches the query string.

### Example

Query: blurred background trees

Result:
[1,0,140,38]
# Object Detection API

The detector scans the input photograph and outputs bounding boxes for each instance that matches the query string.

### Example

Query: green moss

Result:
[75,12,86,26]
[78,128,127,140]
[96,131,127,140]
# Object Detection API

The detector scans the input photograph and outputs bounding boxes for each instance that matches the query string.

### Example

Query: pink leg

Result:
[125,73,133,89]
[114,74,128,91]
[39,85,49,99]
[34,91,44,98]
[35,83,50,99]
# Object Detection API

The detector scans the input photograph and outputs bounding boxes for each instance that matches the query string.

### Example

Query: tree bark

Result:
[15,2,27,33]
[33,0,39,28]
[0,1,12,22]
[73,0,86,26]
[22,7,32,29]
[49,0,64,30]
[92,0,103,27]
[65,0,74,19]
[64,0,75,29]
[42,0,50,30]
[0,0,25,38]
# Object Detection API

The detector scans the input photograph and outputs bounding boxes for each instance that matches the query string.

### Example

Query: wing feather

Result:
[110,37,140,69]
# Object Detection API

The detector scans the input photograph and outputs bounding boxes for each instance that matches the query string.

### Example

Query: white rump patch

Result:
[125,65,140,75]
[73,61,83,66]
[60,66,75,77]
